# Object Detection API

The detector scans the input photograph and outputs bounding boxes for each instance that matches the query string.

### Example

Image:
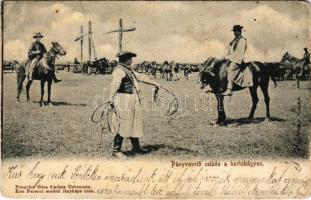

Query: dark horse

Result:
[280,52,310,88]
[16,42,66,106]
[162,62,173,81]
[198,57,279,125]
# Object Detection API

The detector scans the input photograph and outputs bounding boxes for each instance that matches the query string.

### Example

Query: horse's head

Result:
[198,57,217,91]
[280,52,290,63]
[51,42,66,56]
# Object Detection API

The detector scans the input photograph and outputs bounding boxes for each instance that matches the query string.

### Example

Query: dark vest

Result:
[28,42,47,60]
[116,67,134,94]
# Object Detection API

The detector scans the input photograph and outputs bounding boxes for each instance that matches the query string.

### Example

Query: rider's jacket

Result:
[28,41,47,60]
[304,51,310,64]
[225,35,247,65]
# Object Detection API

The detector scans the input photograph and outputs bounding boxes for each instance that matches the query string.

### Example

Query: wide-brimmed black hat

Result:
[116,51,137,58]
[231,25,243,32]
[304,47,308,50]
[33,32,44,38]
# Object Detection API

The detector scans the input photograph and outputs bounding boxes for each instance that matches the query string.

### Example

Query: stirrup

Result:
[222,89,233,96]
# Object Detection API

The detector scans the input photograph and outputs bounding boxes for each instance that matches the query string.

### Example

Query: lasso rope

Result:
[91,87,178,150]
[92,87,178,136]
[91,101,120,136]
[153,86,179,115]
[91,101,121,151]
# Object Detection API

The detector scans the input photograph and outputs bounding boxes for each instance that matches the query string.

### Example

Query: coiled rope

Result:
[91,87,178,150]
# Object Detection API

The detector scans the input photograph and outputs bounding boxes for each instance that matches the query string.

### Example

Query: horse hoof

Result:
[215,122,226,127]
[215,120,226,126]
[40,102,45,107]
[48,103,53,107]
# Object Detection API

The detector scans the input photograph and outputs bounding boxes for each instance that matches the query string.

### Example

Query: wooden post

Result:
[88,21,92,62]
[104,19,135,54]
[119,19,123,53]
[80,25,83,62]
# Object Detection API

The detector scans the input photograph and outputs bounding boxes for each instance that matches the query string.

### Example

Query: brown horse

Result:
[16,42,66,106]
[198,57,279,125]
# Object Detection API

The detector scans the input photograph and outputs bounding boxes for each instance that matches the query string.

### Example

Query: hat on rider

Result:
[304,47,308,51]
[116,51,137,59]
[33,32,44,38]
[231,25,243,32]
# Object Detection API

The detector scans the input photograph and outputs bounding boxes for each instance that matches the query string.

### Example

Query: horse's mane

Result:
[202,57,226,73]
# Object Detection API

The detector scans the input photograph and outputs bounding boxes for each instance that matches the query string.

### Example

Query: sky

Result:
[3,1,310,63]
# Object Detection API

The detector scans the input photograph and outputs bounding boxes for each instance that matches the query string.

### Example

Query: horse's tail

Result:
[16,60,26,84]
[260,62,280,87]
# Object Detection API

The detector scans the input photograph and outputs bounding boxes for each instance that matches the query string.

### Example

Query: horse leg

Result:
[47,79,53,106]
[296,75,300,89]
[216,95,226,125]
[25,80,33,102]
[17,74,26,103]
[40,80,45,107]
[248,86,259,119]
[260,82,271,121]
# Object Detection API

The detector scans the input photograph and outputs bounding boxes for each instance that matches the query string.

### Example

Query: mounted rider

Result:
[298,47,310,77]
[222,25,247,96]
[27,32,62,83]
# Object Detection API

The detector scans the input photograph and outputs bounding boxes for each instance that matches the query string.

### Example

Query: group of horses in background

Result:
[3,60,19,72]
[77,57,118,75]
[133,61,201,81]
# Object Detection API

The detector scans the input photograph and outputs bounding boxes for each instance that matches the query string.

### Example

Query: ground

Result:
[2,71,311,160]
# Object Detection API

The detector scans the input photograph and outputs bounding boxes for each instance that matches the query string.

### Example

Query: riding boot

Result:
[112,134,127,158]
[53,72,62,83]
[130,137,149,155]
[222,81,233,96]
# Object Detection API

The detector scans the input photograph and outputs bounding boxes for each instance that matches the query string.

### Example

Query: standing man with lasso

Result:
[108,51,161,158]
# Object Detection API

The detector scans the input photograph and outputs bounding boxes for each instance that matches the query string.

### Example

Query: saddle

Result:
[220,60,254,88]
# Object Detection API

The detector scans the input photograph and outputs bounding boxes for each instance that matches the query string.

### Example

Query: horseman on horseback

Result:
[222,25,247,96]
[27,32,62,83]
[298,47,310,77]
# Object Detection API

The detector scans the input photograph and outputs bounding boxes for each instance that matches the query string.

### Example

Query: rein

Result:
[45,48,58,64]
